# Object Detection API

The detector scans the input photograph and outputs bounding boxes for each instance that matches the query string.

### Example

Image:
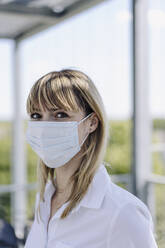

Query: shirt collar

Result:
[77,164,111,209]
[42,164,111,218]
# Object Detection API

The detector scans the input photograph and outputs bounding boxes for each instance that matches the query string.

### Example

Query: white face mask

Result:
[26,112,93,168]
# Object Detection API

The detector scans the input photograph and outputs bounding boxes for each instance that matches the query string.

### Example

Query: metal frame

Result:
[10,40,27,238]
[132,0,151,203]
[0,0,109,41]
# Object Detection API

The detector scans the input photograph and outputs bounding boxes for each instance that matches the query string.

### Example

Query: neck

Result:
[54,150,83,194]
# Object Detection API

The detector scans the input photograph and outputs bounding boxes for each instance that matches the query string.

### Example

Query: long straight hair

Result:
[26,69,109,221]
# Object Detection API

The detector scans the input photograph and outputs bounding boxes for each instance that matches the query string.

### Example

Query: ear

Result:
[89,113,99,133]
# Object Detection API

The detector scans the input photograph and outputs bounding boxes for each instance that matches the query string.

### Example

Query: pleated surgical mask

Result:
[26,112,93,168]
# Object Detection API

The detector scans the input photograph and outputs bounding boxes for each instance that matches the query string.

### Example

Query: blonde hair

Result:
[26,69,109,221]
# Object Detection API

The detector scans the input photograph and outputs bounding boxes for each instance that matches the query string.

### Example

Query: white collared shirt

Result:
[24,164,158,248]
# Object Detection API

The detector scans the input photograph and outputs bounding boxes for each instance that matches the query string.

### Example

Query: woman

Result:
[25,69,158,248]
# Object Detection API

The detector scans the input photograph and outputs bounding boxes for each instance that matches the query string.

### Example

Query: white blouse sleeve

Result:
[107,202,158,248]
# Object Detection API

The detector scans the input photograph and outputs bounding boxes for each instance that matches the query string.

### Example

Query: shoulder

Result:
[106,179,151,213]
[96,165,151,219]
[103,178,157,247]
[100,164,151,216]
[104,178,153,225]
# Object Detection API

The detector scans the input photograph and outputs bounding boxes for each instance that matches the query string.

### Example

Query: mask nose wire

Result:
[78,112,93,147]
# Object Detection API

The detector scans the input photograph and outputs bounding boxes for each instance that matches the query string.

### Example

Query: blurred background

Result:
[0,0,165,247]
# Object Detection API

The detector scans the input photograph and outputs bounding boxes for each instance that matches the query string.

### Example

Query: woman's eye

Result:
[30,113,41,119]
[29,111,68,120]
[55,112,68,118]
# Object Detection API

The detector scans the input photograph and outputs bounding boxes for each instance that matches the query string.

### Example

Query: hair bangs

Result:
[26,75,80,115]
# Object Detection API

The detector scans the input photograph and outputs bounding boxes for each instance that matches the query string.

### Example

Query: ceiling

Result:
[0,0,106,41]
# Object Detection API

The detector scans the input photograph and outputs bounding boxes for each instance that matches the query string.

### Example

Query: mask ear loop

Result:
[78,112,93,147]
[78,112,93,124]
[80,131,90,148]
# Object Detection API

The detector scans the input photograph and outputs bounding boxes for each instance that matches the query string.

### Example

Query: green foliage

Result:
[155,184,165,246]
[0,124,12,184]
[153,118,165,130]
[152,152,165,176]
[26,144,38,183]
[0,193,11,222]
[104,120,132,174]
